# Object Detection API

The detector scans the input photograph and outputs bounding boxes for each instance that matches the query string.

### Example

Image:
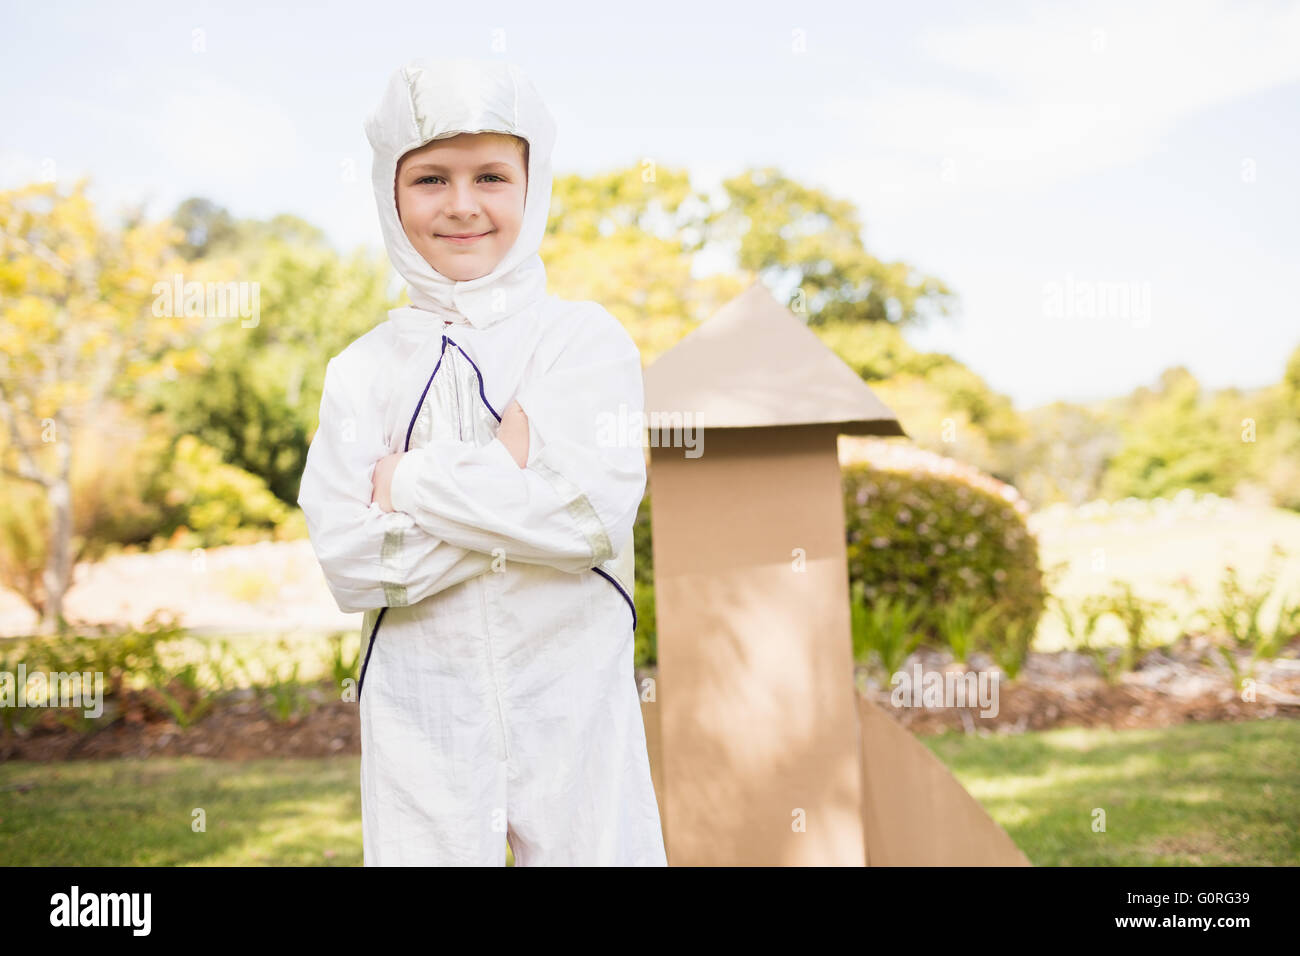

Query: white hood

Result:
[364,57,556,329]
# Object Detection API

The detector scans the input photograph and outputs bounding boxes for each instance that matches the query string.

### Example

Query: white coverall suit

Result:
[297,58,667,866]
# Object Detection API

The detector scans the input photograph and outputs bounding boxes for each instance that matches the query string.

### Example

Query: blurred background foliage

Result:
[2,170,1299,628]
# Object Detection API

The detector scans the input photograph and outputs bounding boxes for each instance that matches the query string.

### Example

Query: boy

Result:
[297,57,667,866]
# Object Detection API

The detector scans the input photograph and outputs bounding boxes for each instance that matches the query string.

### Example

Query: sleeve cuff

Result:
[389,447,427,517]
[389,440,523,516]
[516,394,543,470]
[525,413,542,469]
[485,434,522,470]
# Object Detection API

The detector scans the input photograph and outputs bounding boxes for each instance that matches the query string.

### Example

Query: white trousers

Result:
[358,562,667,866]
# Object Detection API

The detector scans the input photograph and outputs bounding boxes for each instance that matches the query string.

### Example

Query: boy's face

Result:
[395,132,528,282]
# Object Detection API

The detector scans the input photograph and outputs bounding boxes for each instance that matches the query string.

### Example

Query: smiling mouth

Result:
[436,231,492,244]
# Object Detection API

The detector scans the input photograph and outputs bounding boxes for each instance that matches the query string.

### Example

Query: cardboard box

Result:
[641,280,1029,866]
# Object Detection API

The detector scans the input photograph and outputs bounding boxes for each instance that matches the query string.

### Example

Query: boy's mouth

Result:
[436,230,493,245]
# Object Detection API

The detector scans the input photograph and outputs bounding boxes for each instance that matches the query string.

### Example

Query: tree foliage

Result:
[702,167,957,328]
[0,179,199,628]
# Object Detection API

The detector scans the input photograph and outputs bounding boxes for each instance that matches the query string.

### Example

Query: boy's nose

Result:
[445,184,482,217]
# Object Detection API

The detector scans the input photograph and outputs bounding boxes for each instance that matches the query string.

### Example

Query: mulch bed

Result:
[1,684,362,763]
[867,672,1300,736]
[861,633,1300,735]
[4,639,1299,762]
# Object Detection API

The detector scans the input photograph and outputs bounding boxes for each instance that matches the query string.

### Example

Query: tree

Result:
[1099,367,1246,500]
[542,164,957,360]
[1282,343,1300,412]
[172,197,238,260]
[543,164,744,362]
[138,230,396,504]
[701,167,957,328]
[171,197,328,261]
[0,179,203,632]
[1002,401,1119,507]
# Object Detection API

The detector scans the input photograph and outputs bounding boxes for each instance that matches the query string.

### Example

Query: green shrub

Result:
[849,581,926,680]
[9,611,185,694]
[989,607,1037,680]
[154,433,292,548]
[632,493,656,666]
[631,463,1045,675]
[842,464,1046,669]
[259,648,315,724]
[1088,580,1171,674]
[0,612,189,733]
[0,409,302,621]
[323,632,360,699]
[0,477,51,623]
[1205,546,1300,689]
[140,658,215,728]
[933,593,1002,666]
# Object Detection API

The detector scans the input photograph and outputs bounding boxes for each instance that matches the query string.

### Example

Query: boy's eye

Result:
[413,174,507,185]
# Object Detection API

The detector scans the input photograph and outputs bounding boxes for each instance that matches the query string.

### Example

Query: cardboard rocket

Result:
[638,280,1030,866]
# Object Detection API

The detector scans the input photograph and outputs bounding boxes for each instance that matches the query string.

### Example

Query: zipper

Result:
[454,352,463,440]
[359,333,460,709]
[444,335,464,441]
[452,336,506,760]
[477,576,511,762]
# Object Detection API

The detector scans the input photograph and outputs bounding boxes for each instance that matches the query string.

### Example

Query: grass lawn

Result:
[1,718,1295,866]
[0,755,517,866]
[922,717,1300,865]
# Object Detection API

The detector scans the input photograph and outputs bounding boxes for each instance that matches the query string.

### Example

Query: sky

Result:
[2,0,1297,411]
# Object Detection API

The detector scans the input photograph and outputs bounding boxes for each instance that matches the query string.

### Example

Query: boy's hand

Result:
[497,399,529,468]
[371,452,404,513]
[371,399,527,512]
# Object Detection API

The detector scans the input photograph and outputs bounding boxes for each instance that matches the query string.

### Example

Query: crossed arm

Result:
[370,399,530,510]
[298,308,645,614]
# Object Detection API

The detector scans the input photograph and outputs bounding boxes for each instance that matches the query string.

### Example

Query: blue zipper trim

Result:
[357,607,387,704]
[358,333,637,702]
[360,338,452,704]
[403,337,452,452]
[450,334,629,628]
[449,340,502,421]
[592,566,637,632]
